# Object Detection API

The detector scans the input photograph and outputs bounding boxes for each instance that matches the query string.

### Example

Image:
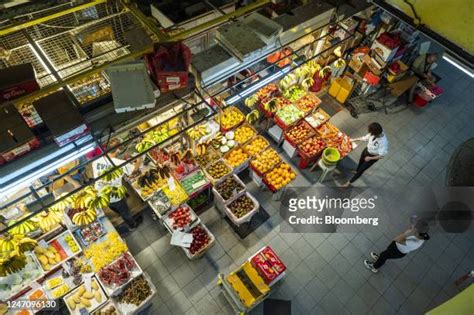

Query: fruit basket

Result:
[74,219,106,247]
[161,180,189,206]
[297,136,327,168]
[224,192,260,225]
[33,231,81,272]
[148,189,171,217]
[204,159,233,184]
[219,106,245,132]
[250,148,282,177]
[294,93,321,114]
[83,232,128,273]
[172,160,199,181]
[97,252,142,297]
[243,136,270,156]
[113,273,156,314]
[64,276,108,314]
[234,124,257,144]
[163,204,199,233]
[195,146,221,168]
[305,108,330,128]
[324,133,353,158]
[213,174,247,204]
[179,169,210,197]
[317,122,339,139]
[224,147,251,174]
[263,162,297,193]
[282,85,306,102]
[183,224,216,259]
[255,83,279,102]
[274,105,304,130]
[283,120,316,147]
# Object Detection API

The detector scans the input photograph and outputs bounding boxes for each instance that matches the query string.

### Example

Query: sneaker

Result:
[364,260,378,273]
[128,223,137,232]
[370,252,379,260]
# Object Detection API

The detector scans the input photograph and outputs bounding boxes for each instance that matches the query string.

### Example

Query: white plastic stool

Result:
[316,158,337,183]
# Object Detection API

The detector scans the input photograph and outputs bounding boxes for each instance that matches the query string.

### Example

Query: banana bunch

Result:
[0,252,27,276]
[101,185,127,201]
[34,210,63,232]
[245,95,258,108]
[72,208,97,226]
[334,58,346,69]
[294,67,311,80]
[72,186,97,209]
[187,125,208,140]
[306,60,321,75]
[318,66,332,78]
[169,151,181,165]
[195,143,207,156]
[101,167,124,182]
[246,110,260,125]
[279,73,298,91]
[263,98,278,113]
[135,139,154,153]
[87,193,110,210]
[49,194,73,212]
[301,77,315,90]
[7,219,36,235]
[11,234,37,252]
[0,236,16,253]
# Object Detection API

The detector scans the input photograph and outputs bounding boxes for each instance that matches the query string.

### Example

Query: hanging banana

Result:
[246,110,260,125]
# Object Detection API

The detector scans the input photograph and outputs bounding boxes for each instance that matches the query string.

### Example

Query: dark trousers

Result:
[108,198,135,228]
[373,241,405,269]
[350,148,378,183]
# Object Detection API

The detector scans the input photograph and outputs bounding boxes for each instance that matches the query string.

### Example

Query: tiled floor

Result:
[125,60,474,315]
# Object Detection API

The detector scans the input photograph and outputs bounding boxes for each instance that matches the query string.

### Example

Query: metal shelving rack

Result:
[0,0,155,126]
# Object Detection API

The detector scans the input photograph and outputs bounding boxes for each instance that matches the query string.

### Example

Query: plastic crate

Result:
[283,120,316,147]
[297,136,327,169]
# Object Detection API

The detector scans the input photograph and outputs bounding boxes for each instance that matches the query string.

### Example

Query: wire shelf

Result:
[0,0,155,113]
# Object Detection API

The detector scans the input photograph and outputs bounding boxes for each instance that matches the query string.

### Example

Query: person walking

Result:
[343,122,388,186]
[364,220,430,273]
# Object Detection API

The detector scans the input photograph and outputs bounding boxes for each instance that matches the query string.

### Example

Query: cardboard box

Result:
[371,39,398,62]
[363,55,383,76]
[0,64,39,103]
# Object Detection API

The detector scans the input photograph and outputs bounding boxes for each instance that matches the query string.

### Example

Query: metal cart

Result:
[346,75,418,118]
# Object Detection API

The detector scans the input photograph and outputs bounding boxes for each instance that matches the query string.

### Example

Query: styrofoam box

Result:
[105,61,156,113]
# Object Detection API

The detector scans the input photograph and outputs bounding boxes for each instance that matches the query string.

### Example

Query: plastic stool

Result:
[316,158,337,183]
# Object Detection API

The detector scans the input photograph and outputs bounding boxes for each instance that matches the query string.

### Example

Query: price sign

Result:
[83,273,92,292]
[168,176,176,191]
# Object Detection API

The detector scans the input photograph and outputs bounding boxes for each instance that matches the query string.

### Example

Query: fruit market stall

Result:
[218,246,286,314]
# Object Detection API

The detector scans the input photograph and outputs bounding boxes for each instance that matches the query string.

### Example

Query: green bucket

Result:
[322,147,340,166]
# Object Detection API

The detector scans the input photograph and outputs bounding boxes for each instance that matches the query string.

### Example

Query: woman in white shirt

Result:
[344,122,389,186]
[364,220,430,273]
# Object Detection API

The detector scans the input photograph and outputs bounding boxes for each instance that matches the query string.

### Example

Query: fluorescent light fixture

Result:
[226,66,292,105]
[442,55,474,78]
[0,142,96,199]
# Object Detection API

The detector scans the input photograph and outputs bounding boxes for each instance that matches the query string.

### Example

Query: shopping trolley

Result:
[346,76,419,118]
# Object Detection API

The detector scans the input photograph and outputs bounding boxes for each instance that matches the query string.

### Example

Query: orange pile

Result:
[244,136,268,155]
[251,148,281,174]
[235,125,256,143]
[225,148,249,168]
[265,163,296,190]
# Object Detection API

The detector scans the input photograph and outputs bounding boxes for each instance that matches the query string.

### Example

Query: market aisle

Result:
[123,60,474,315]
